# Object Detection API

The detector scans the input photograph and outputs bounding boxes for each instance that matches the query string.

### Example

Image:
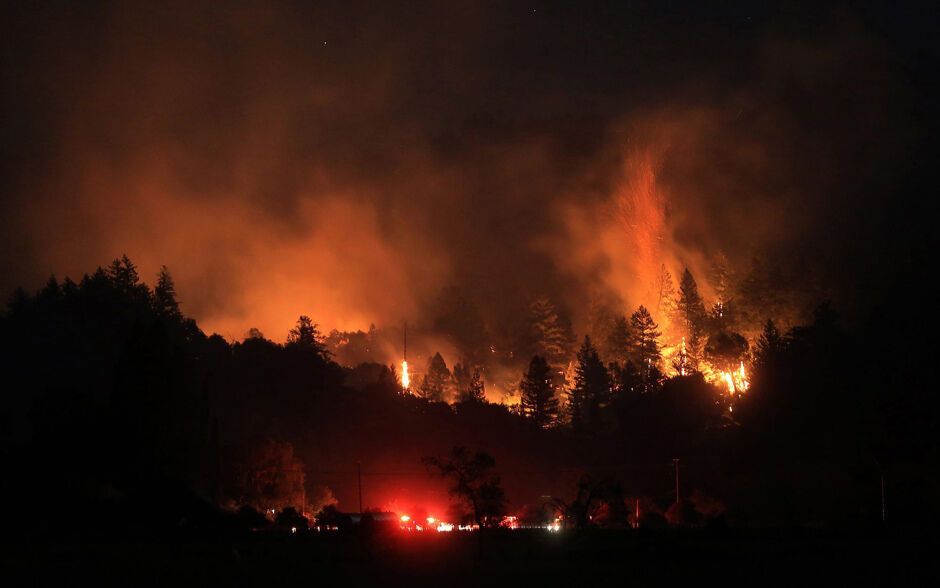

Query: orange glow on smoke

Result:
[617,149,667,306]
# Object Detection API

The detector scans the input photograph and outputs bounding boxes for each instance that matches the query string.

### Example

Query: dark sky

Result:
[1,1,935,343]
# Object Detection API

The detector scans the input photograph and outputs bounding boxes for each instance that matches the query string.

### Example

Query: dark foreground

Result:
[4,528,937,587]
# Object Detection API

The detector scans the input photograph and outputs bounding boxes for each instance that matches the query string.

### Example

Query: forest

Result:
[1,253,933,537]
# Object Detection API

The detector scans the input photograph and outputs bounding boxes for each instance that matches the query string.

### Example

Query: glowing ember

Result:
[400,514,411,522]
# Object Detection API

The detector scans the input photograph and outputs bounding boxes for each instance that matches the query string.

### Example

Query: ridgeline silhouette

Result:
[0,256,934,537]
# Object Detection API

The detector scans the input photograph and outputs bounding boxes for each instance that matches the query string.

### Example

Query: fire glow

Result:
[719,361,749,396]
[394,513,555,533]
[401,360,410,391]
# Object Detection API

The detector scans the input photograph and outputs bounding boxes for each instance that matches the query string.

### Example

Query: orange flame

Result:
[401,360,410,391]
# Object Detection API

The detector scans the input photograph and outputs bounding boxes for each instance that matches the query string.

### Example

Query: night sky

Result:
[1,1,935,342]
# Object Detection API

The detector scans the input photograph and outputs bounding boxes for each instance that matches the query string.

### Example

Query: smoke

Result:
[0,2,918,347]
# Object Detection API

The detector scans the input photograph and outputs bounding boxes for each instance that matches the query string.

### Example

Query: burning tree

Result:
[705,331,749,396]
[519,355,559,428]
[705,331,748,371]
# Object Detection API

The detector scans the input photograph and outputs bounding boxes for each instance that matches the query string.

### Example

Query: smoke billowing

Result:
[0,1,923,346]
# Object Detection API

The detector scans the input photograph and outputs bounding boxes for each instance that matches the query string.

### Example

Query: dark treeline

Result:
[0,256,936,537]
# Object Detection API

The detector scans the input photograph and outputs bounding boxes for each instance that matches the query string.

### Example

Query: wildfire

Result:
[719,361,749,396]
[677,337,689,376]
[401,360,410,391]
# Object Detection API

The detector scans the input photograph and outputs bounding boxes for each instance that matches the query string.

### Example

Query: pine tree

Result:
[453,362,471,394]
[627,306,663,394]
[519,356,558,428]
[655,264,678,329]
[153,265,181,319]
[609,360,642,398]
[628,305,661,367]
[287,315,328,357]
[465,368,486,403]
[528,296,571,366]
[672,337,695,376]
[454,363,485,402]
[38,275,61,303]
[107,255,146,298]
[677,268,707,338]
[753,319,785,368]
[419,352,453,403]
[605,315,631,365]
[567,336,610,432]
[709,253,731,306]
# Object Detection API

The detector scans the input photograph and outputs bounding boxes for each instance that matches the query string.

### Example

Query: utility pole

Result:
[357,461,363,514]
[881,473,887,523]
[673,457,680,505]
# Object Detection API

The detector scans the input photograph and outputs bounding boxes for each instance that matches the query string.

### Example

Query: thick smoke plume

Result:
[0,2,917,353]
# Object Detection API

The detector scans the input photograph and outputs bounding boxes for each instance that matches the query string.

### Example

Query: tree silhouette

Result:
[423,446,506,528]
[107,255,140,291]
[419,352,453,402]
[628,305,661,367]
[705,331,749,373]
[753,318,786,368]
[237,439,307,515]
[465,368,486,402]
[568,336,610,432]
[528,296,570,366]
[454,363,486,402]
[553,474,622,530]
[519,355,558,428]
[453,362,471,395]
[287,315,328,357]
[605,315,631,364]
[153,266,181,320]
[655,264,678,330]
[677,268,707,338]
